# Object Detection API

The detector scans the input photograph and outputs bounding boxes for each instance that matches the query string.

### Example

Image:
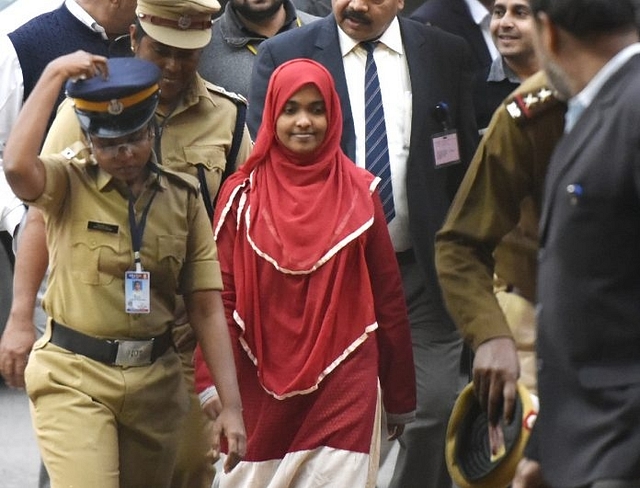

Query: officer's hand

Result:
[472,337,519,453]
[0,315,37,388]
[211,406,246,473]
[50,51,109,84]
[512,458,549,488]
[202,392,223,421]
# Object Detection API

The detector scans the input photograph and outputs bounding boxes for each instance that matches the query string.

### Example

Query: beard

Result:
[544,63,573,102]
[232,0,285,22]
[539,52,573,101]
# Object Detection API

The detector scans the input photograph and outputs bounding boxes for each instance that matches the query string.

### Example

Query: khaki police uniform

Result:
[42,73,251,488]
[435,71,566,393]
[25,150,222,487]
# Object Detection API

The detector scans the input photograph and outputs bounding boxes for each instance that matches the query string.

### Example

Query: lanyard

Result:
[128,188,158,272]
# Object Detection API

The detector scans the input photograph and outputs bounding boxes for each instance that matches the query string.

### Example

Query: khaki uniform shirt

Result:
[435,71,567,350]
[41,74,251,343]
[28,152,222,339]
[44,73,252,205]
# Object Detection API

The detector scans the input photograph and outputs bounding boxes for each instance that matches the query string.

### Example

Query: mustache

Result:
[342,9,372,24]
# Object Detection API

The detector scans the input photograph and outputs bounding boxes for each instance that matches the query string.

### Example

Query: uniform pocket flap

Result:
[183,145,226,171]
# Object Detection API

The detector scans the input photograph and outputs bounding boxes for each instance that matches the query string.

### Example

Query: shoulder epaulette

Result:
[505,85,562,125]
[60,141,91,160]
[203,80,247,105]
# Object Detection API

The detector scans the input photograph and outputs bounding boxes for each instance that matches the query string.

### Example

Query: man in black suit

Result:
[247,1,478,487]
[411,0,496,73]
[513,1,640,487]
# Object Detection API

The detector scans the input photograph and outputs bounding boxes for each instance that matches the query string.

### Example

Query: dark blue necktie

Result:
[363,41,394,223]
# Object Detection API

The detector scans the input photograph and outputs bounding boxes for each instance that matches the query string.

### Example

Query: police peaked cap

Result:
[66,57,161,139]
[445,381,539,488]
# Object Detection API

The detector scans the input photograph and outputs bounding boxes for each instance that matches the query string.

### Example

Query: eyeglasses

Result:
[90,127,153,156]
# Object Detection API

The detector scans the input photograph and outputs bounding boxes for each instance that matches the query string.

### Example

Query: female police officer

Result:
[3,53,246,487]
[4,1,253,486]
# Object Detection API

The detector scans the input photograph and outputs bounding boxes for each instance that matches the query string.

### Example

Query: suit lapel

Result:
[313,16,357,159]
[400,18,430,166]
[538,57,640,241]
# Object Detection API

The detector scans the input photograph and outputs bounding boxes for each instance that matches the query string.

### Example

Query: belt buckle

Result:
[114,339,154,367]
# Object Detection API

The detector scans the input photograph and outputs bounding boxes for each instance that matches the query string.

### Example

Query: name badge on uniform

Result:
[432,130,461,167]
[125,271,150,314]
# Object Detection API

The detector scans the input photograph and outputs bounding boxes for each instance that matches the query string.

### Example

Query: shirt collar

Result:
[464,0,491,26]
[65,0,108,40]
[571,43,640,114]
[487,56,520,83]
[337,16,404,57]
[156,74,209,120]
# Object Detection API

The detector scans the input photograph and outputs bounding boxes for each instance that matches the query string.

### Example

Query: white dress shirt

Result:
[0,169,25,238]
[338,18,412,251]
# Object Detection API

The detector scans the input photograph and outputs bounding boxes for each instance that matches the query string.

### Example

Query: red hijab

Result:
[214,59,380,398]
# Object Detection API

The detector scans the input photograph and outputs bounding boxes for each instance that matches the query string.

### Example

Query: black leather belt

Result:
[396,248,416,266]
[50,320,173,367]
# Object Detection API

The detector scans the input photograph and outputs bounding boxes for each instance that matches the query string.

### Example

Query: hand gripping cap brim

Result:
[66,57,161,139]
[445,381,538,488]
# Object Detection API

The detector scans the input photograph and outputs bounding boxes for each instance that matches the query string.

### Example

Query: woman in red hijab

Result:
[195,58,416,487]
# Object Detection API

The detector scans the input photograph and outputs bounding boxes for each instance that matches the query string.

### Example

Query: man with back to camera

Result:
[245,0,479,486]
[512,0,640,486]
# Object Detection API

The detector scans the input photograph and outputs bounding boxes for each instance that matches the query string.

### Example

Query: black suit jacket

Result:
[531,53,640,486]
[411,0,492,72]
[248,14,478,299]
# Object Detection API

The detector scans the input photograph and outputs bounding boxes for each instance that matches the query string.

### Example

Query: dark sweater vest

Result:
[8,4,129,130]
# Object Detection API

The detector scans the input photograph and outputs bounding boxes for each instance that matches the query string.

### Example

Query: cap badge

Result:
[177,15,192,29]
[108,99,125,115]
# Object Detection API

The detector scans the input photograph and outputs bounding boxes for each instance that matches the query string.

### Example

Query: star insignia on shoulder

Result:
[523,93,539,108]
[505,83,562,125]
[537,87,553,101]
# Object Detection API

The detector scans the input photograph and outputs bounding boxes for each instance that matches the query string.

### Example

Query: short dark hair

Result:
[530,0,638,38]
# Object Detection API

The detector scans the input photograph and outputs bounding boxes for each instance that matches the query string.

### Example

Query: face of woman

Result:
[275,84,328,155]
[132,30,201,107]
[90,125,154,185]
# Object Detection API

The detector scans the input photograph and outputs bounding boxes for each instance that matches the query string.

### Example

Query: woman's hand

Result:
[211,405,247,473]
